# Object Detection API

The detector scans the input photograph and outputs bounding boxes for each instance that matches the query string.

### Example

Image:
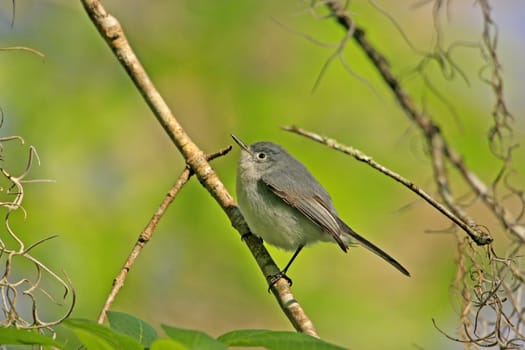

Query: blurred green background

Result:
[1,1,524,349]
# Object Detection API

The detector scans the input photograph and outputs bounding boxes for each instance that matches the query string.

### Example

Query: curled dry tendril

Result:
[0,128,75,331]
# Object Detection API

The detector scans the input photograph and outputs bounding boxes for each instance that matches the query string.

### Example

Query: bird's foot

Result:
[267,271,293,292]
[241,232,262,243]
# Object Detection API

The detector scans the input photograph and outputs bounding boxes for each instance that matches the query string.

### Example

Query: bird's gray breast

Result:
[236,164,329,250]
[236,178,324,250]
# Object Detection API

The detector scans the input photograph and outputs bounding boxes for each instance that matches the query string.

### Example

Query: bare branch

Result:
[323,0,525,243]
[282,125,492,245]
[97,166,192,324]
[97,146,231,324]
[310,1,525,346]
[81,0,318,336]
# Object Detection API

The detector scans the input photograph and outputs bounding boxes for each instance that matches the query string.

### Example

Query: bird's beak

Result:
[231,134,253,155]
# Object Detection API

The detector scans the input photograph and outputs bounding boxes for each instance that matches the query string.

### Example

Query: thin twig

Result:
[81,0,318,336]
[97,167,191,324]
[0,47,46,60]
[97,147,232,324]
[282,125,493,245]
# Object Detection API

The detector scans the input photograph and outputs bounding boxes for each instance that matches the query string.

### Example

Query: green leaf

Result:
[107,310,158,347]
[63,318,143,350]
[218,329,348,350]
[162,325,228,350]
[0,327,63,347]
[150,338,190,350]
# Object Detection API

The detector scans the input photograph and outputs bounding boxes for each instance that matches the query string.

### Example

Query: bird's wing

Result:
[261,176,348,251]
[262,175,410,277]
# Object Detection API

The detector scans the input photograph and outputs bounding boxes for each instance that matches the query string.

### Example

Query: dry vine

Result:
[422,2,524,348]
[0,117,75,333]
[298,0,524,348]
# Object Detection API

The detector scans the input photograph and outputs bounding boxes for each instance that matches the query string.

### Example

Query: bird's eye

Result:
[256,152,266,160]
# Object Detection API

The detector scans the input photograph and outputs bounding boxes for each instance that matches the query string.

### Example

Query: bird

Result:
[232,134,410,285]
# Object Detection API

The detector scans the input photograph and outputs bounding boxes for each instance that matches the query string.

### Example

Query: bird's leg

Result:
[281,245,304,276]
[268,245,304,290]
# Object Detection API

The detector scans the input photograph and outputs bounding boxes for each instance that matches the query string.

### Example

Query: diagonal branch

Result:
[97,147,231,324]
[323,0,524,243]
[315,2,525,344]
[80,0,318,336]
[97,167,191,324]
[283,125,492,245]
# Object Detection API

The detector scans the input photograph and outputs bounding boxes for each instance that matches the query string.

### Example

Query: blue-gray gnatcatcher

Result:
[232,135,410,284]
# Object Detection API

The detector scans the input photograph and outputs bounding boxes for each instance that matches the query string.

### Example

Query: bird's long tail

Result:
[338,218,410,277]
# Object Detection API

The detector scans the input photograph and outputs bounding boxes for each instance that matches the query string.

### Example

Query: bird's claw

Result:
[267,271,293,292]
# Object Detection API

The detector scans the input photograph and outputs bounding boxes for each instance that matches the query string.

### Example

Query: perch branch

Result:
[81,0,318,336]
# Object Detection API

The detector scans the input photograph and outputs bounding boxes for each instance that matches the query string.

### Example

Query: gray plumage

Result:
[233,136,409,277]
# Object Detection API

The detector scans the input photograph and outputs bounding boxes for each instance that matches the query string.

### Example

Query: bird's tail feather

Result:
[338,218,410,277]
